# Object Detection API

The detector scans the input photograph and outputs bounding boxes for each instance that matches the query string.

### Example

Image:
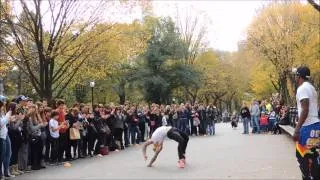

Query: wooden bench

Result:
[279,125,295,137]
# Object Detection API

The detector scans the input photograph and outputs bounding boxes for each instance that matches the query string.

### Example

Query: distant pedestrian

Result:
[251,100,260,134]
[240,102,250,134]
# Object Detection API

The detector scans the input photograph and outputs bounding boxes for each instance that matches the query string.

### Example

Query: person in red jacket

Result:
[259,112,268,133]
[55,100,70,162]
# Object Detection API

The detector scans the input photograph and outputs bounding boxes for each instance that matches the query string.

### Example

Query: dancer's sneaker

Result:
[181,158,186,164]
[177,160,185,168]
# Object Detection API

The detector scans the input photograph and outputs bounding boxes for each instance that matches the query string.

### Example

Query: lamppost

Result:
[0,78,3,96]
[90,81,95,111]
[32,88,36,94]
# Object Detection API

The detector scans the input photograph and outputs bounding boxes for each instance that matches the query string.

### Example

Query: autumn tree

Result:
[307,0,320,12]
[246,2,320,105]
[0,0,115,103]
[174,8,208,103]
[59,20,150,105]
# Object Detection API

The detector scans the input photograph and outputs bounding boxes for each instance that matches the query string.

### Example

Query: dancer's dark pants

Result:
[167,128,189,160]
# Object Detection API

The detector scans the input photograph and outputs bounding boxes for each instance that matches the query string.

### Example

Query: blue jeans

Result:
[252,116,260,133]
[268,119,276,131]
[0,135,12,176]
[178,118,188,134]
[207,123,215,135]
[129,125,141,145]
[242,117,249,134]
[172,119,178,128]
[124,126,130,146]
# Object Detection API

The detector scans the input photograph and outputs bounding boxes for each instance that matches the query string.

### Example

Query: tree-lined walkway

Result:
[17,123,300,179]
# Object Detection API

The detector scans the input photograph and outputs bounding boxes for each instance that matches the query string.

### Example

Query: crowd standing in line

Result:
[0,97,221,179]
[238,98,293,135]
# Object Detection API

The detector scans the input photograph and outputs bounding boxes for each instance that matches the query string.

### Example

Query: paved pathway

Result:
[17,123,301,179]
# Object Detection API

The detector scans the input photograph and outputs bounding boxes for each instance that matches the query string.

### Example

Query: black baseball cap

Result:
[296,66,310,79]
[15,95,29,103]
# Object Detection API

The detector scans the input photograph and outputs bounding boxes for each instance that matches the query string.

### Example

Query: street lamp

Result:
[32,88,36,94]
[90,81,95,111]
[172,98,176,104]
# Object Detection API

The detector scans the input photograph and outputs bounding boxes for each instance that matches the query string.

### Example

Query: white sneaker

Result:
[4,174,15,179]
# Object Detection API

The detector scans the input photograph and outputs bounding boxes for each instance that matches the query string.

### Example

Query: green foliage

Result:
[133,17,200,104]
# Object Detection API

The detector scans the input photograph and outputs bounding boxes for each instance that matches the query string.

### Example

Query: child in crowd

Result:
[271,111,282,135]
[259,112,268,133]
[268,111,276,132]
[49,111,66,165]
[231,112,238,129]
[191,109,200,136]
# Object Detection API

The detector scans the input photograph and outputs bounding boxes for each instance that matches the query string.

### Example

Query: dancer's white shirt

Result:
[296,82,319,126]
[151,126,172,144]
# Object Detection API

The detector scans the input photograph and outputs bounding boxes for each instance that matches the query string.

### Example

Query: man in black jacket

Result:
[128,107,141,145]
[198,104,207,136]
[240,102,251,134]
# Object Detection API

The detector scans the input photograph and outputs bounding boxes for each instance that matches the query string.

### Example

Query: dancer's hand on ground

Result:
[147,163,152,167]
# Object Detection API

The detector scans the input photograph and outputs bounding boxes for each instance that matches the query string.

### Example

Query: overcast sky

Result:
[11,0,269,52]
[152,1,268,52]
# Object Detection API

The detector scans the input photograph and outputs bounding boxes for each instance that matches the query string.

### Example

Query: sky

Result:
[10,0,268,52]
[151,1,267,52]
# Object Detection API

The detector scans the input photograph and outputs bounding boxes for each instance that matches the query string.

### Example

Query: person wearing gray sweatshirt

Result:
[251,100,261,134]
[113,108,125,150]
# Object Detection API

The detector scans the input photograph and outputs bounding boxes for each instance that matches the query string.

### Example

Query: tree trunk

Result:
[119,79,126,105]
[17,71,22,95]
[205,95,209,105]
[279,74,291,105]
[42,92,54,107]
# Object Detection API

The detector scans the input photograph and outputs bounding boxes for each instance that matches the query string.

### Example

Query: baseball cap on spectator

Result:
[0,95,7,103]
[15,95,29,103]
[296,66,311,79]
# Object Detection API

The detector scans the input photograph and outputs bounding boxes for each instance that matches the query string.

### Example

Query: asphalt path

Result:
[16,123,301,179]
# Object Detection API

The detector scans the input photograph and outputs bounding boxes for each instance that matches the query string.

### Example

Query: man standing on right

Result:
[293,66,320,180]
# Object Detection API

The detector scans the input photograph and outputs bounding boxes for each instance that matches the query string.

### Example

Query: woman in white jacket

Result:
[0,95,14,178]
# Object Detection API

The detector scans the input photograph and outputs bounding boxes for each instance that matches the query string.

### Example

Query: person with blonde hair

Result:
[28,105,47,170]
[1,96,17,178]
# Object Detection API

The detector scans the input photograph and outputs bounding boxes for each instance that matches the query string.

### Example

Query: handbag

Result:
[193,117,200,126]
[70,127,80,140]
[105,125,111,135]
[99,125,111,135]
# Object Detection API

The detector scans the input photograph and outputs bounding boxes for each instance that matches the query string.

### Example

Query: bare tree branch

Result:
[307,0,320,12]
